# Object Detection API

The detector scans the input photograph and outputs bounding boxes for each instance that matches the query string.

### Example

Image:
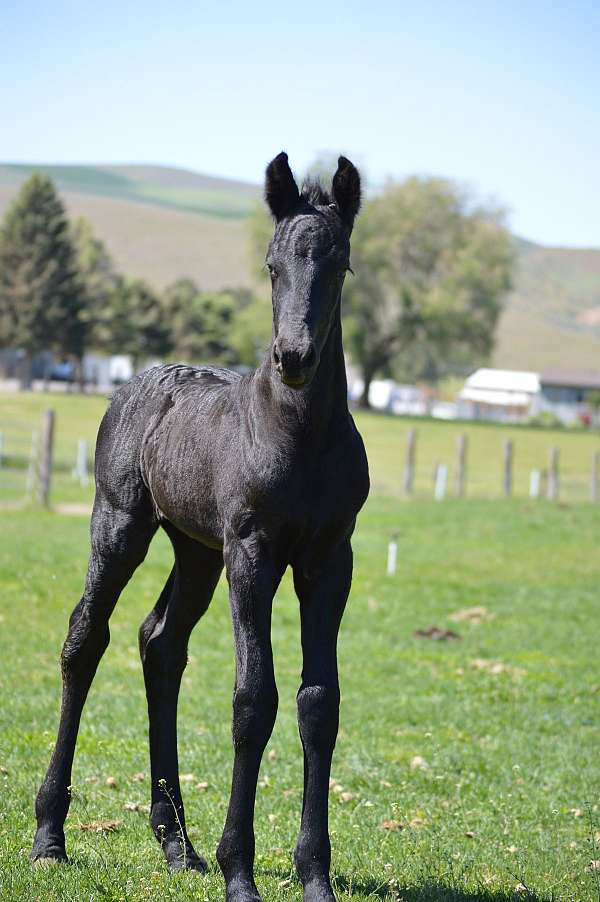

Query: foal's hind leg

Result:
[139,526,223,871]
[32,494,157,864]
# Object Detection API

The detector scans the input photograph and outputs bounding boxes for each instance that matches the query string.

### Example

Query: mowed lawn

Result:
[1,391,600,899]
[0,497,599,901]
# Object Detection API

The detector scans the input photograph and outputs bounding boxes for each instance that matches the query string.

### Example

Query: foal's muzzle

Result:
[272,338,317,388]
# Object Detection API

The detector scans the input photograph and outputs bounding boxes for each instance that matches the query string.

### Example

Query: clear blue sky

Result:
[1,1,598,246]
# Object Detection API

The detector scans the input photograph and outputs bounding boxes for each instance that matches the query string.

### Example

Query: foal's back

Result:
[95,363,245,543]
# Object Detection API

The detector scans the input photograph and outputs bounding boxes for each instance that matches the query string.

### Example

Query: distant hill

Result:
[0,163,260,219]
[1,163,599,371]
[0,164,258,290]
[495,240,600,370]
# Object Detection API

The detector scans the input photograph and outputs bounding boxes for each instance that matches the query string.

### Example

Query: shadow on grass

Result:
[331,874,542,901]
[258,867,542,901]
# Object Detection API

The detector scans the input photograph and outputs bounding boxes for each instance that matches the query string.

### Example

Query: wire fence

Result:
[1,409,600,509]
[0,411,94,508]
[382,427,600,504]
[0,417,40,503]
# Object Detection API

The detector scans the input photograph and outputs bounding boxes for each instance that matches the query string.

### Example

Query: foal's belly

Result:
[149,474,225,549]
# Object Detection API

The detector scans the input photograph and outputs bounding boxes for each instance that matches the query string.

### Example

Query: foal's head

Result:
[264,152,361,388]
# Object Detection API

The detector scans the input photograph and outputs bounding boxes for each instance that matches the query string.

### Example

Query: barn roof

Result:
[464,368,540,394]
[540,369,600,389]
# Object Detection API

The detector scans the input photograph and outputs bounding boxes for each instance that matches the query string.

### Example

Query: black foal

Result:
[32,152,369,902]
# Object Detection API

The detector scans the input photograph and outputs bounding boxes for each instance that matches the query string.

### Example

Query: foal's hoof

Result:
[31,830,68,866]
[225,876,263,902]
[163,837,208,873]
[303,877,336,902]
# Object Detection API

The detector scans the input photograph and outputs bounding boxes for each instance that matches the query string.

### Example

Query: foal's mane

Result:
[300,177,331,207]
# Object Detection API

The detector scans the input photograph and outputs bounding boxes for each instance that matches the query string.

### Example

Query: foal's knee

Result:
[297,684,340,752]
[141,630,187,693]
[60,598,110,679]
[231,683,278,751]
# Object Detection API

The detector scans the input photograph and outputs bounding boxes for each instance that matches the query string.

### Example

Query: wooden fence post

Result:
[37,410,55,507]
[592,451,599,504]
[456,433,467,497]
[403,428,416,495]
[547,447,559,501]
[503,439,513,498]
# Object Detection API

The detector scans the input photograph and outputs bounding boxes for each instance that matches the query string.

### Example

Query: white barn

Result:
[457,369,540,423]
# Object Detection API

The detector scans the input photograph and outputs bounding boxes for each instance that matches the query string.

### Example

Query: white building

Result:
[82,354,134,388]
[348,376,429,415]
[457,369,540,423]
[535,369,600,425]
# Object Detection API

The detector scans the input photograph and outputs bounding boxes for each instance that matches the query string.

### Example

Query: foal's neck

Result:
[259,305,349,444]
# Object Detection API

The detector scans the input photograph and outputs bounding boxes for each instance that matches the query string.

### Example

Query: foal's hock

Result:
[32,152,369,902]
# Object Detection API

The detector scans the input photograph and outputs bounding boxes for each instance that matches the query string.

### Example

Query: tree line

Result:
[0,168,515,404]
[0,174,269,383]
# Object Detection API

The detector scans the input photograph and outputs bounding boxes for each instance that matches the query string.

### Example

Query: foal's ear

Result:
[265,152,300,221]
[331,156,361,228]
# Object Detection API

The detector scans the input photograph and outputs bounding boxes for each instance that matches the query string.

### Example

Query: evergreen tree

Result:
[71,217,120,353]
[0,174,85,372]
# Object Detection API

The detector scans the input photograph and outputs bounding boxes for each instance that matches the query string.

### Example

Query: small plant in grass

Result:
[158,777,187,871]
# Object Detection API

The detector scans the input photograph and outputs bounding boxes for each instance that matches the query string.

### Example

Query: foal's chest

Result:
[249,429,369,542]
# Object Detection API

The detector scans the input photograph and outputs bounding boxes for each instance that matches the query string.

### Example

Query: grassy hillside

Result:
[1,163,600,369]
[495,240,600,370]
[0,164,260,219]
[0,185,251,290]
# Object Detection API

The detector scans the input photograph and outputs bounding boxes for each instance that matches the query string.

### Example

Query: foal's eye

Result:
[266,263,277,279]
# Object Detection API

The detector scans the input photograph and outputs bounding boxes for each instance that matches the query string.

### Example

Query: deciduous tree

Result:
[162,279,239,366]
[92,276,171,370]
[346,177,514,405]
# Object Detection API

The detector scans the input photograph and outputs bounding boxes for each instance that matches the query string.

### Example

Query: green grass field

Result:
[1,393,599,901]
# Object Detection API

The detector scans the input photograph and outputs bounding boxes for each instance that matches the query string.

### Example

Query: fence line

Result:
[397,428,599,503]
[2,412,599,507]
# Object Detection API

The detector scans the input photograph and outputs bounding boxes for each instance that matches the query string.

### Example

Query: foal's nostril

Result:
[274,338,317,385]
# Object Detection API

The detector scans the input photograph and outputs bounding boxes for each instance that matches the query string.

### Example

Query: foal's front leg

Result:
[293,539,353,902]
[216,531,282,902]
